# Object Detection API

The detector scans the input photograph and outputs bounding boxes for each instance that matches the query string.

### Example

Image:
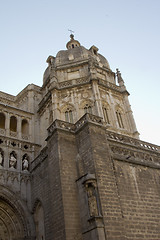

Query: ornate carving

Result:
[0,129,5,135]
[47,114,103,139]
[22,155,29,171]
[110,145,160,165]
[107,131,160,152]
[9,152,17,169]
[84,179,99,217]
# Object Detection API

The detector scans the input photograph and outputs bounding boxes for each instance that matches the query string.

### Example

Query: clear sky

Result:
[0,0,160,145]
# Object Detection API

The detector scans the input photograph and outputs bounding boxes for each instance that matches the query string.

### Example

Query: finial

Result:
[116,68,125,87]
[70,34,74,40]
[116,68,123,82]
[66,30,80,49]
[68,29,74,37]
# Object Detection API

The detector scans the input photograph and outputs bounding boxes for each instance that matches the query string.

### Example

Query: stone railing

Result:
[47,120,75,138]
[0,91,15,101]
[47,114,103,139]
[0,128,5,135]
[0,135,40,152]
[22,134,29,141]
[75,114,103,131]
[98,79,121,92]
[106,131,160,153]
[10,131,17,138]
[58,76,90,89]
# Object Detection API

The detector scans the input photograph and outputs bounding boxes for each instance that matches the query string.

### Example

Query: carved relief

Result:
[110,145,160,165]
[84,179,99,217]
[9,152,17,169]
[22,154,29,171]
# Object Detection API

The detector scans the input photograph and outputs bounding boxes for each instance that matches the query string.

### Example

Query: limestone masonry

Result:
[0,35,160,240]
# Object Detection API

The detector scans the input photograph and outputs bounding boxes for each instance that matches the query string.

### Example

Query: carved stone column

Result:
[5,113,10,136]
[51,89,59,121]
[17,116,21,139]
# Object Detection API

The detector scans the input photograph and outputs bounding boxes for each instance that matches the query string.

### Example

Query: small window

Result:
[93,49,97,55]
[84,104,92,114]
[0,113,5,129]
[72,44,74,48]
[116,111,124,128]
[10,116,17,132]
[65,109,73,123]
[103,107,110,124]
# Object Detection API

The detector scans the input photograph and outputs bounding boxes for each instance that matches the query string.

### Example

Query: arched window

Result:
[84,104,92,114]
[0,113,5,129]
[34,202,45,240]
[22,119,29,135]
[10,116,17,132]
[65,109,73,123]
[103,107,110,124]
[116,111,124,128]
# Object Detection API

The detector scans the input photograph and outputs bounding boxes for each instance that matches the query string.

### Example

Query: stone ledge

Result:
[107,131,160,153]
[47,113,104,140]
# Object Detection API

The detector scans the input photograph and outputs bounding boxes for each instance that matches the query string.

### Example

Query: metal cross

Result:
[68,29,74,34]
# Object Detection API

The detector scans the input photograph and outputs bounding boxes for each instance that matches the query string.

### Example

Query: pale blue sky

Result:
[0,0,160,145]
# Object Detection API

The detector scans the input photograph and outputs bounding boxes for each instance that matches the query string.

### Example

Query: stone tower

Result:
[0,35,160,240]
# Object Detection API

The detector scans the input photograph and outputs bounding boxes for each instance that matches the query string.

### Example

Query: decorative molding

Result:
[107,131,160,153]
[47,113,104,139]
[0,169,31,184]
[0,135,40,152]
[110,145,160,168]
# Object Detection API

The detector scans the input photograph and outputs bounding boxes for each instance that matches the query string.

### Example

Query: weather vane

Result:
[68,29,74,35]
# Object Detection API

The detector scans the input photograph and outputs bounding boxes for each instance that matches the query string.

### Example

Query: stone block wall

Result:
[31,115,160,240]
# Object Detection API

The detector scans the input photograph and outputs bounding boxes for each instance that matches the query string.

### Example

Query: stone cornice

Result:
[0,135,41,152]
[46,113,104,140]
[110,144,160,169]
[0,91,15,101]
[55,59,89,70]
[106,131,160,153]
[98,79,129,95]
[39,77,127,113]
[0,103,34,115]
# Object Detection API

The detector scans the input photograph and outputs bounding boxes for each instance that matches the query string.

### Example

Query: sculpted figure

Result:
[85,181,99,217]
[22,156,29,171]
[10,154,17,168]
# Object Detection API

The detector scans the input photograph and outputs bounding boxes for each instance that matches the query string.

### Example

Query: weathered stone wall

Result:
[31,147,54,240]
[31,115,160,240]
[114,160,160,239]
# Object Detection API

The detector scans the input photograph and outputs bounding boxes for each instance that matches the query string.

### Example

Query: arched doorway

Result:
[0,197,26,240]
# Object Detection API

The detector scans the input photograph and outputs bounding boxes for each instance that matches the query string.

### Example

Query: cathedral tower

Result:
[0,35,159,240]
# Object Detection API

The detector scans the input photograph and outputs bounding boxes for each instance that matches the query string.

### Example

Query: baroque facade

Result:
[0,35,160,240]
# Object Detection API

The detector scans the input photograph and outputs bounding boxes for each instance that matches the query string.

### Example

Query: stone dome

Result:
[43,36,111,84]
[55,35,110,69]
